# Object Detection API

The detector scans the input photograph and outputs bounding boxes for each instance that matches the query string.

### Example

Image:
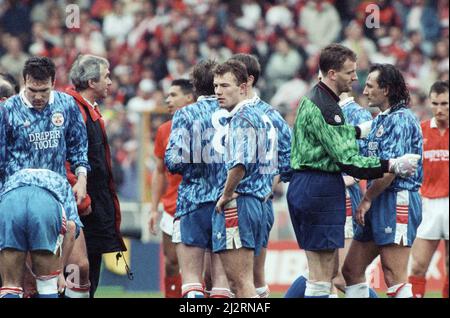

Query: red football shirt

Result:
[420,118,449,198]
[154,120,182,215]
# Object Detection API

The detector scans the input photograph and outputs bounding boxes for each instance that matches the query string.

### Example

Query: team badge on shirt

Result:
[51,112,64,127]
[376,125,384,137]
[334,114,342,123]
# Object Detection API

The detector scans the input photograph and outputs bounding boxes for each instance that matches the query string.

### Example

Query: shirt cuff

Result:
[75,166,87,177]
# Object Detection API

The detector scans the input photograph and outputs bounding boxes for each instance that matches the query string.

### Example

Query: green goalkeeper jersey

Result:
[290,82,389,180]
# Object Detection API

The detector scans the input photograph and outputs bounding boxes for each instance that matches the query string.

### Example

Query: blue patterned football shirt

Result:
[0,104,6,186]
[340,97,373,203]
[226,100,276,200]
[165,96,229,218]
[251,94,292,183]
[1,91,89,179]
[363,103,423,191]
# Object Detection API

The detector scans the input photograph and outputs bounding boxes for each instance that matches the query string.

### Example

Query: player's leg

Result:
[441,197,448,298]
[288,171,346,298]
[444,240,449,298]
[408,238,439,298]
[212,196,263,298]
[218,248,256,297]
[173,206,214,298]
[254,247,269,297]
[331,186,359,297]
[380,244,413,298]
[381,190,422,298]
[303,249,337,298]
[0,187,29,298]
[409,196,445,297]
[64,229,90,298]
[30,250,61,298]
[162,231,181,298]
[210,252,233,298]
[23,254,37,298]
[342,240,379,298]
[253,200,274,298]
[332,238,352,295]
[27,186,69,298]
[176,243,206,297]
[203,251,212,296]
[0,250,26,298]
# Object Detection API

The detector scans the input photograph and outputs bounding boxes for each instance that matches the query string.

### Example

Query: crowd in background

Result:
[1,0,448,199]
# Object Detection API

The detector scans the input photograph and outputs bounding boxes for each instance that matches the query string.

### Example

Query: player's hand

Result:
[388,154,421,178]
[79,205,92,217]
[73,175,87,205]
[215,192,239,213]
[356,197,372,226]
[58,271,66,294]
[343,175,359,187]
[148,210,160,235]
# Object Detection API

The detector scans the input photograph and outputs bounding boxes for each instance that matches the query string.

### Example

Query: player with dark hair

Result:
[0,75,16,101]
[0,72,20,96]
[1,55,89,203]
[149,79,194,298]
[342,63,423,298]
[165,60,231,298]
[230,53,292,298]
[212,60,276,298]
[409,80,449,298]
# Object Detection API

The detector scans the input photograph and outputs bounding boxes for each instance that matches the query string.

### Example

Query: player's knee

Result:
[410,256,428,276]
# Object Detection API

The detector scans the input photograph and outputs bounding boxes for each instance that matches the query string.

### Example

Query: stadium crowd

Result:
[0,0,448,197]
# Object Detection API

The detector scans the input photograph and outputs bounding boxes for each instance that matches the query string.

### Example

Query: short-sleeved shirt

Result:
[226,102,276,200]
[362,104,423,191]
[420,118,449,198]
[154,120,182,216]
[165,96,228,218]
[251,94,292,182]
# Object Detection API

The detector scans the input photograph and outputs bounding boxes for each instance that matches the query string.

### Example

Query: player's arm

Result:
[215,164,244,213]
[0,107,7,184]
[165,109,198,177]
[271,174,281,196]
[308,104,387,179]
[276,114,293,183]
[355,173,396,226]
[65,162,91,215]
[65,99,90,204]
[216,117,254,212]
[342,109,373,187]
[309,104,418,179]
[149,157,167,235]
